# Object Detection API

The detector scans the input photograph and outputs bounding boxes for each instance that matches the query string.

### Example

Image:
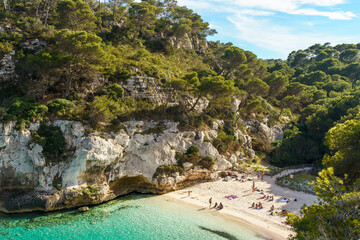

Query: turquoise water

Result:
[0,194,266,240]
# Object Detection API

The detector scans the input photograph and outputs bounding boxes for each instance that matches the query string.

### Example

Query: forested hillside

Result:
[0,0,359,238]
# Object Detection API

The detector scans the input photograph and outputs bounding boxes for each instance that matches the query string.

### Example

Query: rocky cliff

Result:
[0,117,285,213]
[0,120,232,213]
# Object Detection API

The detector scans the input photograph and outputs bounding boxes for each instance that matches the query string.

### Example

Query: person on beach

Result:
[218,202,224,210]
[188,191,192,197]
[255,203,258,209]
[213,202,218,208]
[257,171,260,179]
[209,197,212,208]
[260,171,264,180]
[258,195,266,200]
[270,205,275,211]
[281,209,288,216]
[252,202,255,208]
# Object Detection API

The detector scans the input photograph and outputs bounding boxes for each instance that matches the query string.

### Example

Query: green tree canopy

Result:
[324,115,360,182]
[53,29,115,96]
[220,46,247,78]
[56,0,97,31]
[128,1,158,40]
[244,78,269,97]
[288,168,360,240]
[339,49,359,62]
[189,75,237,112]
[265,71,289,99]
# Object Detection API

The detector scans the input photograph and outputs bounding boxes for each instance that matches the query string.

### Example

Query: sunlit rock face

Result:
[241,119,286,152]
[120,75,209,113]
[0,120,232,213]
[0,116,278,213]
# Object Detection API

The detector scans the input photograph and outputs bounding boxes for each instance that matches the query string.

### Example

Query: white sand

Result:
[163,173,318,240]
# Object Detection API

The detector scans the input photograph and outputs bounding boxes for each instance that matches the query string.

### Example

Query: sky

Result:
[176,0,360,59]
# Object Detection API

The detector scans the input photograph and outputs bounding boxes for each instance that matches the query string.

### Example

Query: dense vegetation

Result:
[0,0,359,238]
[30,123,68,163]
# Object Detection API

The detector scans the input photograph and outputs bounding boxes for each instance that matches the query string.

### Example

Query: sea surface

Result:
[0,194,266,240]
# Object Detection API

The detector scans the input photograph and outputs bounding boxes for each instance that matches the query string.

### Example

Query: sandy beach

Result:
[163,173,318,240]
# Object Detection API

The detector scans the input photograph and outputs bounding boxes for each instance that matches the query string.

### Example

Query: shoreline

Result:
[160,194,290,240]
[161,174,318,240]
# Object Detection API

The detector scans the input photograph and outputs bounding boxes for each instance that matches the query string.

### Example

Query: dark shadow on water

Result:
[198,226,239,240]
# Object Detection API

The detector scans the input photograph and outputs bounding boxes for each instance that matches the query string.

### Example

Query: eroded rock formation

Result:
[0,109,285,213]
[0,120,237,213]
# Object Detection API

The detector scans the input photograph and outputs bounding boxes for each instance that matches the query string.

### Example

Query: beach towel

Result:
[280,198,289,202]
[225,195,239,200]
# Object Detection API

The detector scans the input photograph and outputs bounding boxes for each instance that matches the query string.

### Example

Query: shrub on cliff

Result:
[31,123,67,163]
[136,125,164,135]
[0,42,13,59]
[153,164,184,178]
[47,99,76,116]
[212,131,242,155]
[186,145,200,155]
[1,96,48,129]
[87,96,124,128]
[199,156,215,170]
[107,84,125,101]
[176,146,215,170]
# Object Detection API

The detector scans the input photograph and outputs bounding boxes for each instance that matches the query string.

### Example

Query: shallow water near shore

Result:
[0,194,266,240]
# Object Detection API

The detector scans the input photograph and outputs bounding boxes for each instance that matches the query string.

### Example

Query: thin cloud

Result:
[228,14,358,58]
[176,0,358,58]
[299,0,346,6]
[290,8,356,20]
[237,9,276,16]
[177,0,356,20]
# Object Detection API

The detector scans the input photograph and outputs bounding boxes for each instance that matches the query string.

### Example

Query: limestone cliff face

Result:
[0,51,16,81]
[168,33,208,54]
[0,118,285,213]
[0,120,236,213]
[242,119,287,153]
[121,75,209,113]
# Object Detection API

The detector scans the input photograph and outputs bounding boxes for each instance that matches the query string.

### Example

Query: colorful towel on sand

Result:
[225,195,238,200]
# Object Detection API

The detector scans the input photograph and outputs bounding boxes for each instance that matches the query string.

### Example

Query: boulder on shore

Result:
[78,206,90,212]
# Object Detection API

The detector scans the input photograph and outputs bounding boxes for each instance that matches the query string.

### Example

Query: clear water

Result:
[0,194,266,240]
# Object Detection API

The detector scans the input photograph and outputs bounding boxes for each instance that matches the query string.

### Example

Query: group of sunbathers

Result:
[209,197,224,210]
[211,202,224,210]
[270,209,288,216]
[270,208,289,216]
[234,175,251,182]
[258,194,274,201]
[251,202,263,209]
